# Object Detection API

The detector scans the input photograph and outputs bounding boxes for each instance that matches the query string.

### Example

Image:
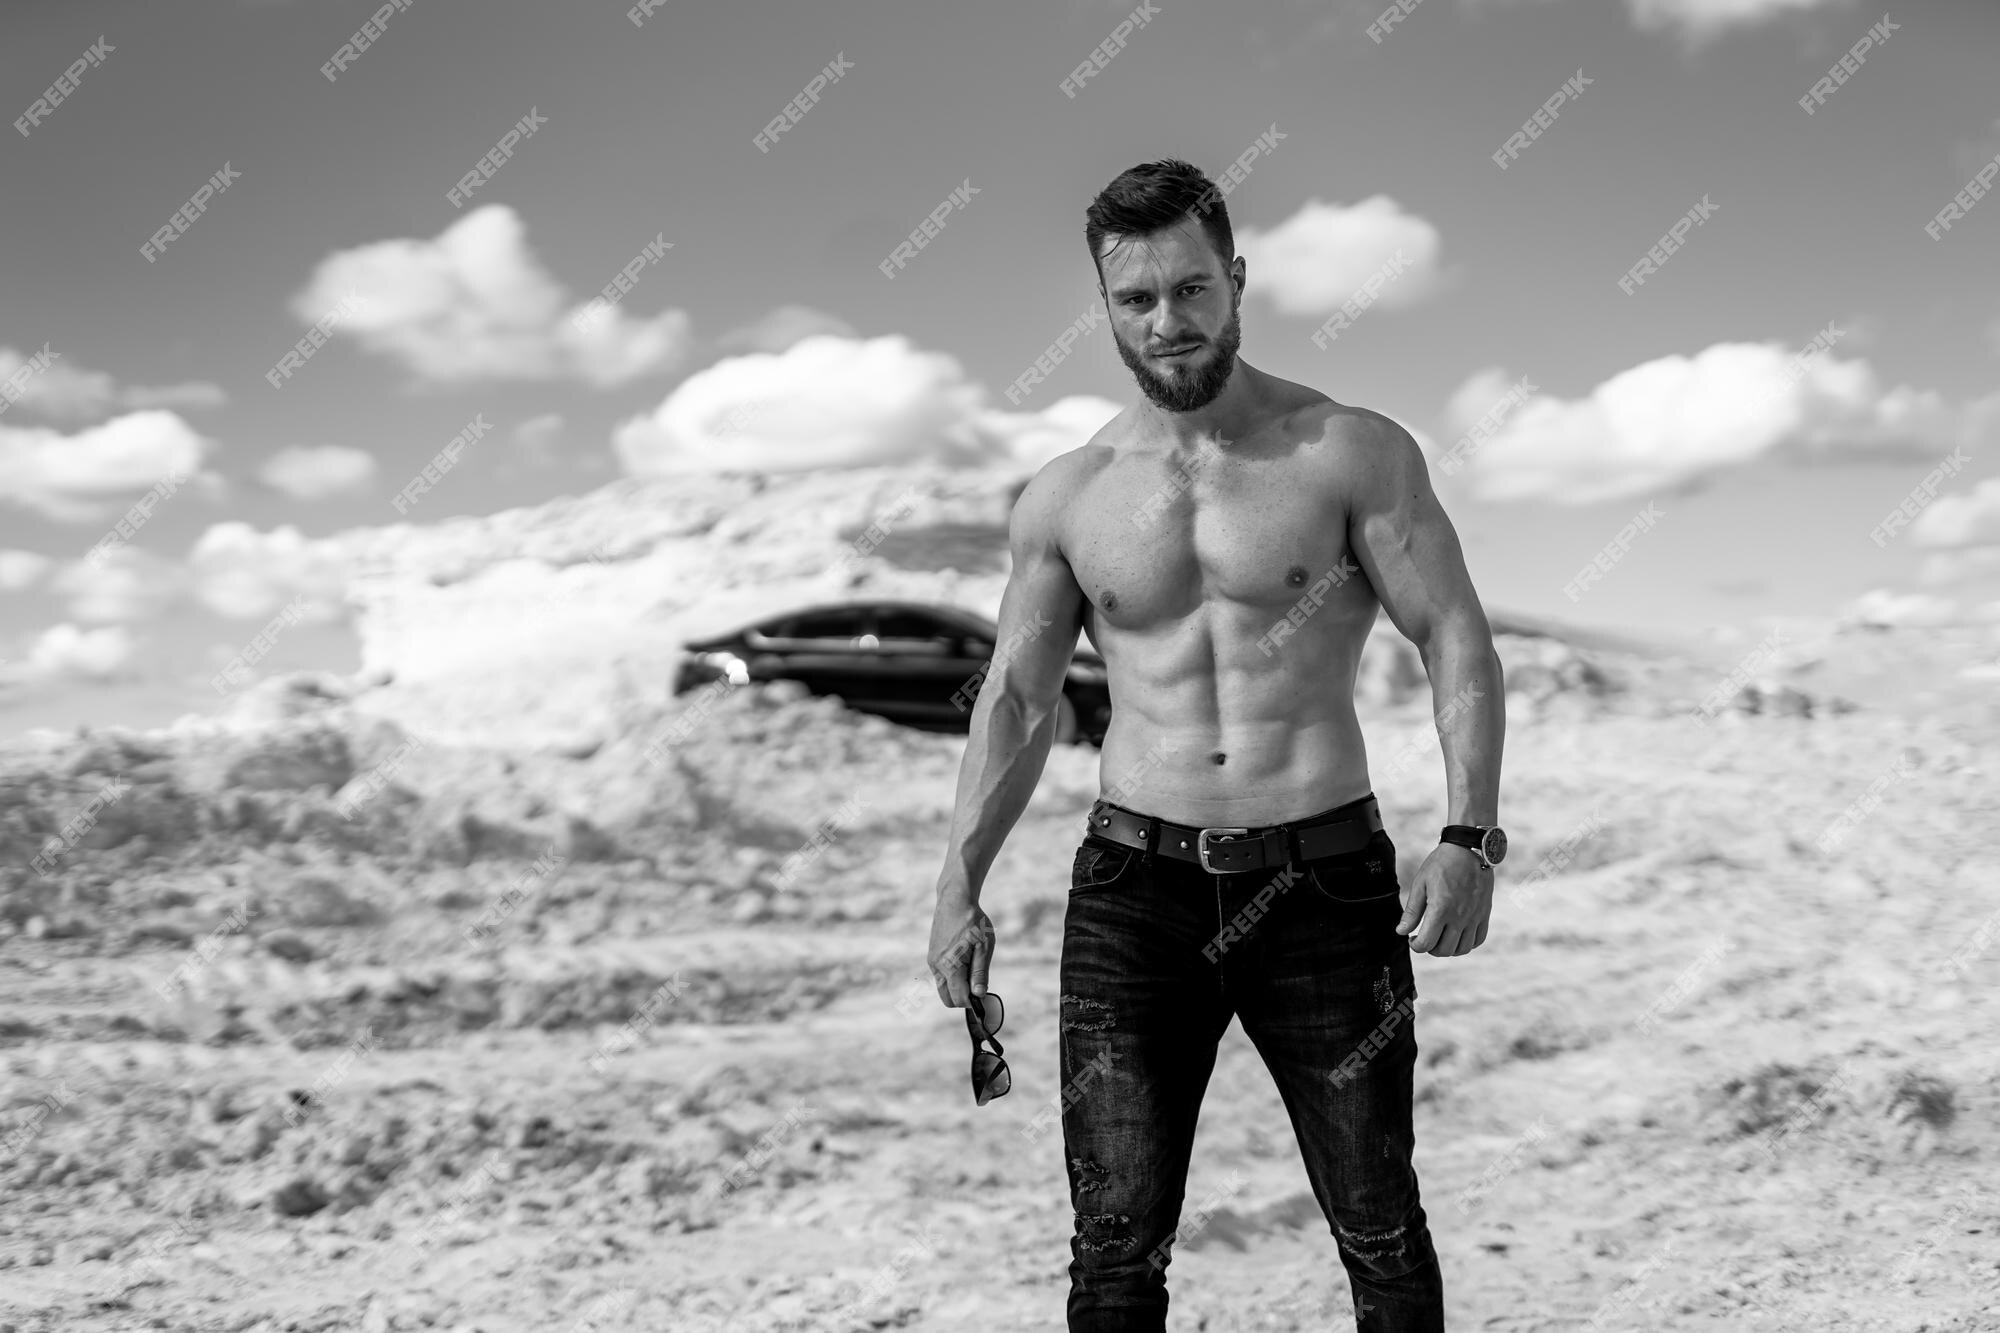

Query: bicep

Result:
[1345,419,1483,649]
[988,465,1087,692]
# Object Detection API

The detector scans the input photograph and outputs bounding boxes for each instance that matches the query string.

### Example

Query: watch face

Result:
[1482,827,1508,865]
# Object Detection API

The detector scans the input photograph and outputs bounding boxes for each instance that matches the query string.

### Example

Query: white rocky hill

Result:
[208,462,1916,753]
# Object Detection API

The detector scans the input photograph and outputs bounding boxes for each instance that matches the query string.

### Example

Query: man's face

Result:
[1097,217,1244,414]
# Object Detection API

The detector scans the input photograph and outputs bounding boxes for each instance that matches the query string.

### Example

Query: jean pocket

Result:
[1304,837,1400,904]
[1071,839,1138,893]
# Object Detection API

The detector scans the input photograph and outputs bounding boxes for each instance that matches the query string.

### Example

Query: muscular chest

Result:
[1063,451,1367,628]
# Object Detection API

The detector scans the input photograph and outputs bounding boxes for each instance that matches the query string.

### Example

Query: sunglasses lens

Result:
[973,1052,1011,1104]
[965,991,1003,1037]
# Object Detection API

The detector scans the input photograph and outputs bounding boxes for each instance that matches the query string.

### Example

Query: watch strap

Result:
[1440,824,1496,868]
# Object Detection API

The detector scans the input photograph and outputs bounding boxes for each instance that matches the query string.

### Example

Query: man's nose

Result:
[1151,309,1198,344]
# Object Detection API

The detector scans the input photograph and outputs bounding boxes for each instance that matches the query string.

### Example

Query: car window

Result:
[785,608,872,639]
[874,610,954,643]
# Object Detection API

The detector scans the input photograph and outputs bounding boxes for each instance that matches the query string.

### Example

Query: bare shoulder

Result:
[1248,373,1399,457]
[1288,397,1429,507]
[1007,415,1125,552]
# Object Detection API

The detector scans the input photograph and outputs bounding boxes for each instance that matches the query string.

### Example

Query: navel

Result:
[1211,751,1227,765]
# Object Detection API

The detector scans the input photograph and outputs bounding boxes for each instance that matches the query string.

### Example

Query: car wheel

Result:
[1052,694,1079,745]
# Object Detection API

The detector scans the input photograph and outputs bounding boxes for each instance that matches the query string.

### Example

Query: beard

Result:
[1113,303,1242,414]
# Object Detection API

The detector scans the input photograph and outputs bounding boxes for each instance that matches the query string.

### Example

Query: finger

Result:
[1396,879,1427,936]
[968,936,991,999]
[936,956,967,1010]
[1409,906,1445,954]
[1432,921,1465,957]
[1473,920,1489,950]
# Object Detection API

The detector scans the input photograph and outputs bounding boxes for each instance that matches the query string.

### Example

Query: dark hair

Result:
[1084,158,1233,286]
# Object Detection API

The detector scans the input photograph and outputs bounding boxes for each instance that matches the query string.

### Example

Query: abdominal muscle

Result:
[1088,602,1376,827]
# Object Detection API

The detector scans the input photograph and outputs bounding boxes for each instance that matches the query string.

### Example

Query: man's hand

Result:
[929,888,995,1009]
[1395,843,1493,956]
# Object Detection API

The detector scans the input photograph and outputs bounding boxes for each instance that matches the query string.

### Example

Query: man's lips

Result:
[1151,344,1201,358]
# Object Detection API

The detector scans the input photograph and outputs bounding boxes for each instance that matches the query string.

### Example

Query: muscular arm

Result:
[1344,414,1505,831]
[1339,414,1503,956]
[935,459,1089,905]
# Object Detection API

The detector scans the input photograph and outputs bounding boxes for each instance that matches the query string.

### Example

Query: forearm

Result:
[1420,631,1505,826]
[937,685,1061,902]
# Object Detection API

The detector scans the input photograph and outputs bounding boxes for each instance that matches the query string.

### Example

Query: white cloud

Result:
[1837,588,1959,630]
[1439,343,2000,505]
[0,550,53,590]
[187,523,354,622]
[1626,0,1855,42]
[716,305,858,356]
[510,413,566,469]
[25,623,134,680]
[1918,547,2000,586]
[50,548,187,623]
[258,445,378,500]
[613,334,1119,476]
[289,204,694,387]
[558,299,695,389]
[29,518,359,631]
[0,410,212,521]
[1911,477,2000,550]
[115,382,230,413]
[1468,0,1855,44]
[1234,196,1447,318]
[0,344,225,423]
[977,395,1123,472]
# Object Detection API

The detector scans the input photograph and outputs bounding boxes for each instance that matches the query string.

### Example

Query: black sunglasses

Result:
[965,991,1011,1106]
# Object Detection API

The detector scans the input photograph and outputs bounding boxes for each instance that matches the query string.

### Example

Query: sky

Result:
[2,0,1998,735]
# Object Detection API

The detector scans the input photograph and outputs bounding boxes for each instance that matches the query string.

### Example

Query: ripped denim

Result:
[1057,808,1446,1332]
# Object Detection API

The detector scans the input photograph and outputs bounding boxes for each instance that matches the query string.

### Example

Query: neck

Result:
[1135,357,1263,451]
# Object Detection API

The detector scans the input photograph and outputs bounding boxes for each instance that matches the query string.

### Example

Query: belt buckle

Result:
[1197,827,1253,873]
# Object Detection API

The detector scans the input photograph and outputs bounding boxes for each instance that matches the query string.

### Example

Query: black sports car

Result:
[674,600,1111,745]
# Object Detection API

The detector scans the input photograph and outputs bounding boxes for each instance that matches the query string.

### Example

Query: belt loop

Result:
[1141,814,1159,866]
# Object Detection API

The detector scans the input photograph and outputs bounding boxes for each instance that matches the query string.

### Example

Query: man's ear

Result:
[1230,255,1246,299]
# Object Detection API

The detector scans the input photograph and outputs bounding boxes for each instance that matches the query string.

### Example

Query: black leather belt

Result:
[1084,794,1383,874]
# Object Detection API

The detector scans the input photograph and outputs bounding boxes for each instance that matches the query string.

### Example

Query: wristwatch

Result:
[1440,824,1507,870]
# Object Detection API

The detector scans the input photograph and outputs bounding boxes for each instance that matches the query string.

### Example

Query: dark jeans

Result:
[1058,795,1446,1331]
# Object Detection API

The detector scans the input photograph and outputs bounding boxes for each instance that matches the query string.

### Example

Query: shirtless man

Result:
[928,158,1505,1332]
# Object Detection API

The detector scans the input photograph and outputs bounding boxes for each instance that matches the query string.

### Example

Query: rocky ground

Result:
[1,627,1997,1331]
